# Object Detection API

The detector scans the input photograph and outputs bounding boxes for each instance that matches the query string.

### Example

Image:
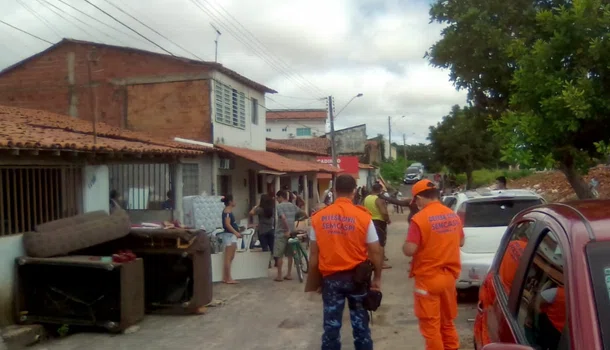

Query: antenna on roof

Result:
[211,23,221,63]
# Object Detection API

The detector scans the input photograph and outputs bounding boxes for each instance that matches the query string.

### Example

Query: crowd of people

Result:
[218,176,464,350]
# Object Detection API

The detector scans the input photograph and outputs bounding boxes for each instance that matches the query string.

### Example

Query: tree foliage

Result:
[428,105,497,189]
[492,0,610,198]
[394,143,441,172]
[427,0,569,115]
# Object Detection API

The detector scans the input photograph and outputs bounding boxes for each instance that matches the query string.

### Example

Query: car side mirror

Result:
[481,344,534,350]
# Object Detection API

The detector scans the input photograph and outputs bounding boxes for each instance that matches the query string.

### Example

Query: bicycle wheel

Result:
[294,250,304,283]
[298,245,309,274]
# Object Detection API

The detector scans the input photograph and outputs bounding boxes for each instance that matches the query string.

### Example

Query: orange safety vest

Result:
[410,201,462,279]
[541,287,566,332]
[498,239,527,294]
[311,197,372,277]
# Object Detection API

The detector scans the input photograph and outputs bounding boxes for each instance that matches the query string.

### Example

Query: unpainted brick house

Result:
[0,39,339,220]
[0,38,275,150]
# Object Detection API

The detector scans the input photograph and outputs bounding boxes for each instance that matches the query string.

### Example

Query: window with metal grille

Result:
[1,166,82,236]
[108,164,173,210]
[182,163,200,196]
[215,81,245,129]
[296,127,312,136]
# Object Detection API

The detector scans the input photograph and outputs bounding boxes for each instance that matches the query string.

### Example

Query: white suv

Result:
[442,189,546,289]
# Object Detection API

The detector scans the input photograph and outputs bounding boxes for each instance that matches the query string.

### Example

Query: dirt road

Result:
[32,214,477,350]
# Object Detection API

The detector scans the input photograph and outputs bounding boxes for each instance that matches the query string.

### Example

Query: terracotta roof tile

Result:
[217,144,340,173]
[265,140,327,156]
[268,138,330,155]
[0,105,212,155]
[266,109,327,120]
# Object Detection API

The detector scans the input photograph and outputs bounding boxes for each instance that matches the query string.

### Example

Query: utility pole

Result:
[328,96,337,203]
[403,133,407,160]
[388,116,392,161]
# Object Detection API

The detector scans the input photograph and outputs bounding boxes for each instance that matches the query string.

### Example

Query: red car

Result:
[474,200,610,350]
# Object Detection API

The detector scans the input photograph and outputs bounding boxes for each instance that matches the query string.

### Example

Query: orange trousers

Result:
[413,272,459,350]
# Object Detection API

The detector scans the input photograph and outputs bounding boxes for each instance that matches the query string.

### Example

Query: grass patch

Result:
[455,169,533,188]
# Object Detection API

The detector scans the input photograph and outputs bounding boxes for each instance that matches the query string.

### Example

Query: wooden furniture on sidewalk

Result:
[15,256,145,333]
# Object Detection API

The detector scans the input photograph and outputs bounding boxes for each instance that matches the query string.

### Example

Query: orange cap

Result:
[411,179,436,198]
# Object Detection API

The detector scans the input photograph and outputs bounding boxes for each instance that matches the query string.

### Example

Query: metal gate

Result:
[0,165,82,236]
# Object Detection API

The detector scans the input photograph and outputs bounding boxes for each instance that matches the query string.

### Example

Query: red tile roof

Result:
[0,106,211,155]
[265,140,327,156]
[266,109,327,121]
[268,138,330,155]
[0,39,277,94]
[216,144,340,173]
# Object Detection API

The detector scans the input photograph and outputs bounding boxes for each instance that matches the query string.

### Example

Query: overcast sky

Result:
[1,0,467,145]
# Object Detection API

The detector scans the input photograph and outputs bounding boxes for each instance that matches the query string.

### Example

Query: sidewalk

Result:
[31,214,476,350]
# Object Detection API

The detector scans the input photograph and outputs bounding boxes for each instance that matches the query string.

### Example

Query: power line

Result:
[15,0,62,39]
[202,0,325,96]
[82,0,175,56]
[55,0,149,46]
[0,20,53,44]
[101,0,205,61]
[189,0,323,98]
[35,0,100,41]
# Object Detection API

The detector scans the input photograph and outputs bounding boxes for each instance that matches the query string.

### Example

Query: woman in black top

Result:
[249,194,275,252]
[221,195,241,284]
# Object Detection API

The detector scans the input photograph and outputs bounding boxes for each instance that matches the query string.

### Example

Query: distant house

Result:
[266,109,327,139]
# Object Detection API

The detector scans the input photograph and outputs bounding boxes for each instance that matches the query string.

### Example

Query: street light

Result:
[328,93,363,202]
[334,93,364,119]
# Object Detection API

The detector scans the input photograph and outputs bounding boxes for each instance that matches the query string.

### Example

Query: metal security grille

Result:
[0,166,82,236]
[182,163,200,196]
[108,164,173,210]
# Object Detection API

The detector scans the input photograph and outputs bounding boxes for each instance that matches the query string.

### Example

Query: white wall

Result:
[266,119,326,140]
[82,165,110,213]
[383,139,397,160]
[217,157,252,221]
[357,169,368,188]
[210,71,267,151]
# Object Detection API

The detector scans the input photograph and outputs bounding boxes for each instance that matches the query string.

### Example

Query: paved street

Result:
[32,214,477,350]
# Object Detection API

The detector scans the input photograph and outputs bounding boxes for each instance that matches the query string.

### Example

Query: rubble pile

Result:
[509,166,610,202]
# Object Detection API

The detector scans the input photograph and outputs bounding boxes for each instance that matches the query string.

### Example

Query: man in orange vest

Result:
[403,179,464,350]
[309,174,383,350]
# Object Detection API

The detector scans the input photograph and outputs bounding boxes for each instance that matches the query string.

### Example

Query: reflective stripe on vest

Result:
[311,198,371,276]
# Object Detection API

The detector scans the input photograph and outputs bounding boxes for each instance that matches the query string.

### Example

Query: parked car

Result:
[403,165,424,184]
[474,200,610,350]
[450,189,545,289]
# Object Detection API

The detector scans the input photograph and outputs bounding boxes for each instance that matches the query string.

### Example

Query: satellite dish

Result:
[267,175,274,184]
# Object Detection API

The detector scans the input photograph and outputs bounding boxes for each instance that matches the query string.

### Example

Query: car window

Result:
[496,221,536,295]
[442,196,457,209]
[461,199,544,227]
[585,241,610,350]
[516,229,568,350]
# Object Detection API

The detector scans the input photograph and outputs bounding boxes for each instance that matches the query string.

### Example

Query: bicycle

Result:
[288,229,309,283]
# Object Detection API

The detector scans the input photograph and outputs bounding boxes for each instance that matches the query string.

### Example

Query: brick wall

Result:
[0,41,212,139]
[127,80,212,141]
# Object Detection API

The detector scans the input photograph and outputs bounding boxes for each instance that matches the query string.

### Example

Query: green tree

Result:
[395,143,441,172]
[429,105,497,189]
[492,0,610,199]
[426,0,569,115]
